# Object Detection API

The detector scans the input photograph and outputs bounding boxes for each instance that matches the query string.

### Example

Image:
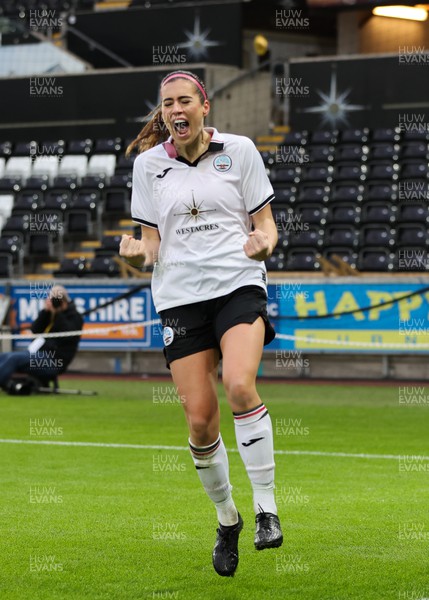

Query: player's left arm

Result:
[244,204,278,261]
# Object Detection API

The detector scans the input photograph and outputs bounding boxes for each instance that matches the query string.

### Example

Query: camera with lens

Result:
[51,296,64,309]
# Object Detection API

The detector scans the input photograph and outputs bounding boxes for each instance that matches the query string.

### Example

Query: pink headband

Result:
[161,73,208,101]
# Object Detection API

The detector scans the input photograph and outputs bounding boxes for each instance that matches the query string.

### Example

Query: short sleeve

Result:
[131,154,158,229]
[239,137,275,215]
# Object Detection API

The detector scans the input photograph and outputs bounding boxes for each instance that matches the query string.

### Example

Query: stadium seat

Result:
[0,253,13,277]
[54,258,88,277]
[32,156,59,182]
[396,224,428,248]
[361,201,397,224]
[340,128,369,143]
[331,183,364,202]
[0,176,23,191]
[400,161,429,180]
[65,210,93,236]
[368,143,400,160]
[295,203,328,225]
[39,140,66,156]
[71,191,102,234]
[310,131,337,145]
[397,203,429,223]
[80,174,107,189]
[28,234,55,257]
[328,203,361,225]
[301,164,334,183]
[13,190,44,212]
[402,130,429,142]
[0,234,24,274]
[282,131,307,145]
[114,154,134,174]
[396,247,428,271]
[366,162,399,181]
[95,234,122,257]
[286,226,324,249]
[285,248,319,271]
[53,174,79,189]
[358,248,394,271]
[303,145,333,163]
[2,215,30,236]
[0,158,5,178]
[335,144,367,161]
[58,156,88,181]
[5,157,32,181]
[44,189,72,211]
[365,183,398,201]
[372,128,400,142]
[298,184,329,203]
[0,194,15,220]
[87,154,117,177]
[401,142,428,159]
[266,250,286,271]
[24,175,50,190]
[85,256,120,277]
[269,166,300,184]
[104,188,131,215]
[67,139,93,155]
[325,225,359,248]
[110,173,132,187]
[334,163,365,181]
[271,185,297,204]
[322,247,358,269]
[94,138,122,154]
[13,141,36,156]
[360,224,396,248]
[0,142,12,157]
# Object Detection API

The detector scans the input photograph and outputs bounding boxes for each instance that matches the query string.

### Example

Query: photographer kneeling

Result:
[0,285,83,391]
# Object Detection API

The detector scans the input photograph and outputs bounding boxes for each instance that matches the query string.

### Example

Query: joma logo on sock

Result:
[242,437,264,447]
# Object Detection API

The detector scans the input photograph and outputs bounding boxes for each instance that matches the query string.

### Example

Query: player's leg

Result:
[170,349,242,576]
[220,316,283,550]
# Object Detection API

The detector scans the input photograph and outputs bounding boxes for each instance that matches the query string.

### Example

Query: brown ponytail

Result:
[125,105,169,157]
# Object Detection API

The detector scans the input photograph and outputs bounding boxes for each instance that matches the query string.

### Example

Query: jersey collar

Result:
[162,127,225,160]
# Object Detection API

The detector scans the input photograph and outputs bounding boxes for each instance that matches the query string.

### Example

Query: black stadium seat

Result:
[0,253,13,277]
[328,203,361,225]
[358,248,394,271]
[325,225,359,248]
[285,248,319,271]
[361,201,396,224]
[54,258,88,277]
[85,256,120,277]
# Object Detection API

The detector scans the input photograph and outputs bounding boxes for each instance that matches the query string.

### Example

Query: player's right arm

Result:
[119,225,161,268]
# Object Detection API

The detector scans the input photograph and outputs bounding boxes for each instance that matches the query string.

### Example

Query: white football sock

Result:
[189,434,239,527]
[234,403,278,515]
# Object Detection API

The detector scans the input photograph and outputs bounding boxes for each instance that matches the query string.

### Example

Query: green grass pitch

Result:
[0,379,427,600]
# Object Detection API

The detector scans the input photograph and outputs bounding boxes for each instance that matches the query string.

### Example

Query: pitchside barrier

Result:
[1,277,429,354]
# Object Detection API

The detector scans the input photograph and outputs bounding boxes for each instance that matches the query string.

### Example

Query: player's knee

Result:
[223,377,255,406]
[188,414,216,444]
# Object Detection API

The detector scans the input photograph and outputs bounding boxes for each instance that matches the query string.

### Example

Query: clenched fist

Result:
[119,235,146,268]
[243,229,273,261]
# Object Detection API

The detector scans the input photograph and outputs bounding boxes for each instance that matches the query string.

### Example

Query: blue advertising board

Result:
[7,279,429,353]
[266,279,429,353]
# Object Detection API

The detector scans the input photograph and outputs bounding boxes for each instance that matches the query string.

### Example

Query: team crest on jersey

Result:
[163,326,174,346]
[213,154,232,172]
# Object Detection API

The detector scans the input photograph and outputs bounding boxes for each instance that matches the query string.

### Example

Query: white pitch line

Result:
[0,438,427,461]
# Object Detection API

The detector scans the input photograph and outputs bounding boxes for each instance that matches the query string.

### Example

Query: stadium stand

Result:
[0,125,428,276]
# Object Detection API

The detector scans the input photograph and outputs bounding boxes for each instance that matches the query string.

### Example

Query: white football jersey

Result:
[131,127,275,312]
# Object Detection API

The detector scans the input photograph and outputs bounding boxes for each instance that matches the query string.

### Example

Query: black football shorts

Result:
[158,285,276,368]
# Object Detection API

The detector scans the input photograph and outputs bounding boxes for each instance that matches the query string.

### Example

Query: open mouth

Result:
[173,119,190,137]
